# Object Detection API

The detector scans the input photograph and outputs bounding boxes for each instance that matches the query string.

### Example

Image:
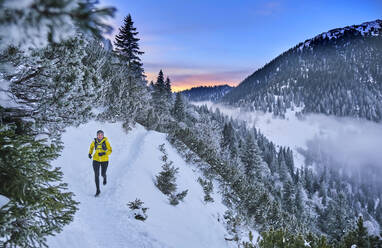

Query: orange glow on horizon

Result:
[144,72,239,92]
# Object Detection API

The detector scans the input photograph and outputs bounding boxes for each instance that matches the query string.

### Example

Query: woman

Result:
[88,130,112,197]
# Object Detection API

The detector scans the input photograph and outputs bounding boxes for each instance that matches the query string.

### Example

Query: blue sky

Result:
[101,0,382,91]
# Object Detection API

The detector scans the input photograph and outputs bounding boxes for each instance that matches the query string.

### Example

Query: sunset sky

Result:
[101,0,381,92]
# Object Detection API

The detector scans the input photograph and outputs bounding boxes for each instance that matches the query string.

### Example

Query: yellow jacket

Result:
[89,137,112,162]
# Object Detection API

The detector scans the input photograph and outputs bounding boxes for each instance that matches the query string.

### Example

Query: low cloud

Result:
[302,114,382,170]
[193,102,382,175]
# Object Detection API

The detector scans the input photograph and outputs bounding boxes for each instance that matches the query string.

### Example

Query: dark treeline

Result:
[180,84,233,102]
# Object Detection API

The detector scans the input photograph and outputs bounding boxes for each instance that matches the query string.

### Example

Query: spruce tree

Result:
[0,124,78,247]
[155,148,178,195]
[221,122,237,158]
[341,216,371,248]
[282,180,295,214]
[155,70,166,94]
[241,135,262,182]
[114,14,144,76]
[326,192,353,241]
[172,93,185,121]
[151,70,172,128]
[165,77,173,100]
[155,144,188,205]
[109,14,149,128]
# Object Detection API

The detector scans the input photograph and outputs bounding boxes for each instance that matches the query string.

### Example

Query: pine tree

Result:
[295,183,304,220]
[341,216,371,248]
[172,92,185,121]
[354,216,370,248]
[198,177,214,203]
[0,124,78,247]
[155,144,188,205]
[156,70,165,90]
[326,192,353,241]
[155,149,178,195]
[241,135,262,182]
[107,14,149,128]
[114,14,144,76]
[0,0,115,51]
[282,180,295,214]
[151,70,172,128]
[165,77,173,100]
[221,122,237,158]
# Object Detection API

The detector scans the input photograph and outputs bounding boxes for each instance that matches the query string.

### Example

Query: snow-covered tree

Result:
[172,92,185,122]
[155,144,188,205]
[0,1,115,246]
[0,124,78,247]
[151,70,173,129]
[114,14,144,77]
[0,0,115,51]
[240,134,262,182]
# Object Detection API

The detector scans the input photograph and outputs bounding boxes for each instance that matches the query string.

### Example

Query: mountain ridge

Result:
[221,19,382,122]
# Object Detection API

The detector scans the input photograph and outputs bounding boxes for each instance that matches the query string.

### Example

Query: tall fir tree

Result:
[241,135,262,182]
[172,93,185,122]
[103,14,149,127]
[150,70,173,129]
[114,14,144,77]
[165,77,173,100]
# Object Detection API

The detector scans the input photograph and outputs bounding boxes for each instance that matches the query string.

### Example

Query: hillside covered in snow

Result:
[1,1,382,247]
[47,121,237,248]
[221,19,382,122]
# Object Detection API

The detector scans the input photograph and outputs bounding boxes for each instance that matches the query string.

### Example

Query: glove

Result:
[98,152,106,156]
[88,154,92,159]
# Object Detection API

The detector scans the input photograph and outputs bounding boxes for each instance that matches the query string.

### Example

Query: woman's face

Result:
[97,132,104,140]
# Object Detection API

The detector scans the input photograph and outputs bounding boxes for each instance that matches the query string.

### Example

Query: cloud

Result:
[302,114,382,170]
[192,102,382,182]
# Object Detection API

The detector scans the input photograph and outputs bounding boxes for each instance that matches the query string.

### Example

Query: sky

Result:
[100,0,382,92]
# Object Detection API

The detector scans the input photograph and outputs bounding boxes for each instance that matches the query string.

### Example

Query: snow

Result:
[297,20,381,51]
[0,195,10,209]
[0,0,77,50]
[2,0,33,9]
[364,220,380,236]
[192,101,382,171]
[47,120,233,248]
[0,78,16,108]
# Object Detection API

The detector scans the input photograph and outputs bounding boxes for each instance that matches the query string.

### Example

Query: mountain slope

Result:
[221,19,382,121]
[47,120,238,248]
[180,85,233,102]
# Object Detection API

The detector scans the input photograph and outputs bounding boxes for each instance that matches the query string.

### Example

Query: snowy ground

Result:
[47,120,235,248]
[192,101,382,170]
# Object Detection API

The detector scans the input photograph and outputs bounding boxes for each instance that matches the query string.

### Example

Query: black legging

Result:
[93,160,108,190]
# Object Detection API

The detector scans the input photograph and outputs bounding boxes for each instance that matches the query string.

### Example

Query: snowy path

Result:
[47,121,232,248]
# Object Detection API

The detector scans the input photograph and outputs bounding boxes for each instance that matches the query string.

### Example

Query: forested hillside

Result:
[221,20,382,122]
[180,85,233,102]
[0,1,381,247]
